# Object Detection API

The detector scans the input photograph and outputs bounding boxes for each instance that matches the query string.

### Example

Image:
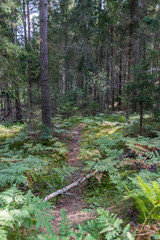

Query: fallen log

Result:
[44,170,99,201]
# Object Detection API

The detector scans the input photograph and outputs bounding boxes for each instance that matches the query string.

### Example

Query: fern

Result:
[0,156,48,186]
[78,218,99,240]
[40,125,52,140]
[24,143,53,154]
[96,209,134,240]
[75,209,134,240]
[125,177,160,224]
[59,209,73,239]
[36,209,134,240]
[0,186,53,240]
[0,185,24,205]
[94,132,126,149]
[35,234,59,240]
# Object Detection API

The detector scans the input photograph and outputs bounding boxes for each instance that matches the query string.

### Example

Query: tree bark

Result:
[140,102,143,135]
[118,52,122,108]
[27,1,31,43]
[111,26,114,112]
[40,0,51,128]
[132,1,140,113]
[26,0,33,131]
[13,12,22,122]
[23,0,27,48]
[15,88,22,121]
[126,0,135,118]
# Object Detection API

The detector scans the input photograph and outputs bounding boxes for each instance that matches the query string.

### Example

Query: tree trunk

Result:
[15,87,22,121]
[62,30,68,95]
[13,12,22,122]
[5,91,11,118]
[140,102,143,135]
[126,0,135,118]
[23,0,27,48]
[26,0,33,131]
[132,1,140,113]
[139,6,146,136]
[27,1,31,43]
[40,0,51,129]
[118,52,122,108]
[111,26,114,112]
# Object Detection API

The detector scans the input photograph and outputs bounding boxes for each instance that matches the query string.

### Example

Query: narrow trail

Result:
[52,125,94,231]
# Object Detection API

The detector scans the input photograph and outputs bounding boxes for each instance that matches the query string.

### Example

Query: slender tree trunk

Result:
[62,30,68,95]
[23,0,27,48]
[40,0,51,128]
[15,87,22,121]
[105,33,110,113]
[139,2,147,135]
[118,51,122,108]
[5,90,11,118]
[126,0,135,118]
[0,99,3,121]
[139,40,146,135]
[140,102,143,135]
[26,0,33,130]
[111,26,114,112]
[22,0,27,111]
[132,1,140,113]
[13,12,22,122]
[27,1,31,43]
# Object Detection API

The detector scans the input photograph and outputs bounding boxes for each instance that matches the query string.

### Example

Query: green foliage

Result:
[57,89,81,118]
[153,109,160,121]
[37,209,134,240]
[53,123,71,134]
[58,101,79,118]
[0,115,160,239]
[0,155,48,187]
[0,123,23,140]
[126,64,154,106]
[24,143,53,154]
[40,125,52,140]
[0,186,53,240]
[85,101,99,116]
[0,124,68,190]
[123,115,160,137]
[96,209,134,240]
[80,114,160,220]
[59,209,72,239]
[125,177,160,223]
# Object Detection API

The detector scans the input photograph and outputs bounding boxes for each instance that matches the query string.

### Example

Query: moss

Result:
[83,175,121,209]
[120,170,137,179]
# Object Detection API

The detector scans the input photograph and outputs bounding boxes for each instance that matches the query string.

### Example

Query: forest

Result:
[0,0,160,239]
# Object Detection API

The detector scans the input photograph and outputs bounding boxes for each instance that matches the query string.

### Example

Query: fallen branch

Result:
[44,170,99,201]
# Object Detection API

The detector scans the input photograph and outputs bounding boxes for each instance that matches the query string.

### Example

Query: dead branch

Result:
[44,170,99,201]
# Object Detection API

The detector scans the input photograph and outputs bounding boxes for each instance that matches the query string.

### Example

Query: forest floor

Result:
[1,114,160,239]
[51,124,95,231]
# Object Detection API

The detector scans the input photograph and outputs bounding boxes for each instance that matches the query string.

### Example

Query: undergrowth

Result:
[78,114,160,239]
[0,113,160,239]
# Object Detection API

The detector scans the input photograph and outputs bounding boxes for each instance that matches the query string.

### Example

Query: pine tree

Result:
[40,0,51,129]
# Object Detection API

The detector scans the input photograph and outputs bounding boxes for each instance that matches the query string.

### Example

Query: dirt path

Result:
[52,125,94,231]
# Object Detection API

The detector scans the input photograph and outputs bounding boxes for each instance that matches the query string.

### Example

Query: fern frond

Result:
[0,186,24,205]
[59,209,72,239]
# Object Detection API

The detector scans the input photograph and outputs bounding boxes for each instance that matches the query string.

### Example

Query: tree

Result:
[127,63,154,135]
[40,0,51,129]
